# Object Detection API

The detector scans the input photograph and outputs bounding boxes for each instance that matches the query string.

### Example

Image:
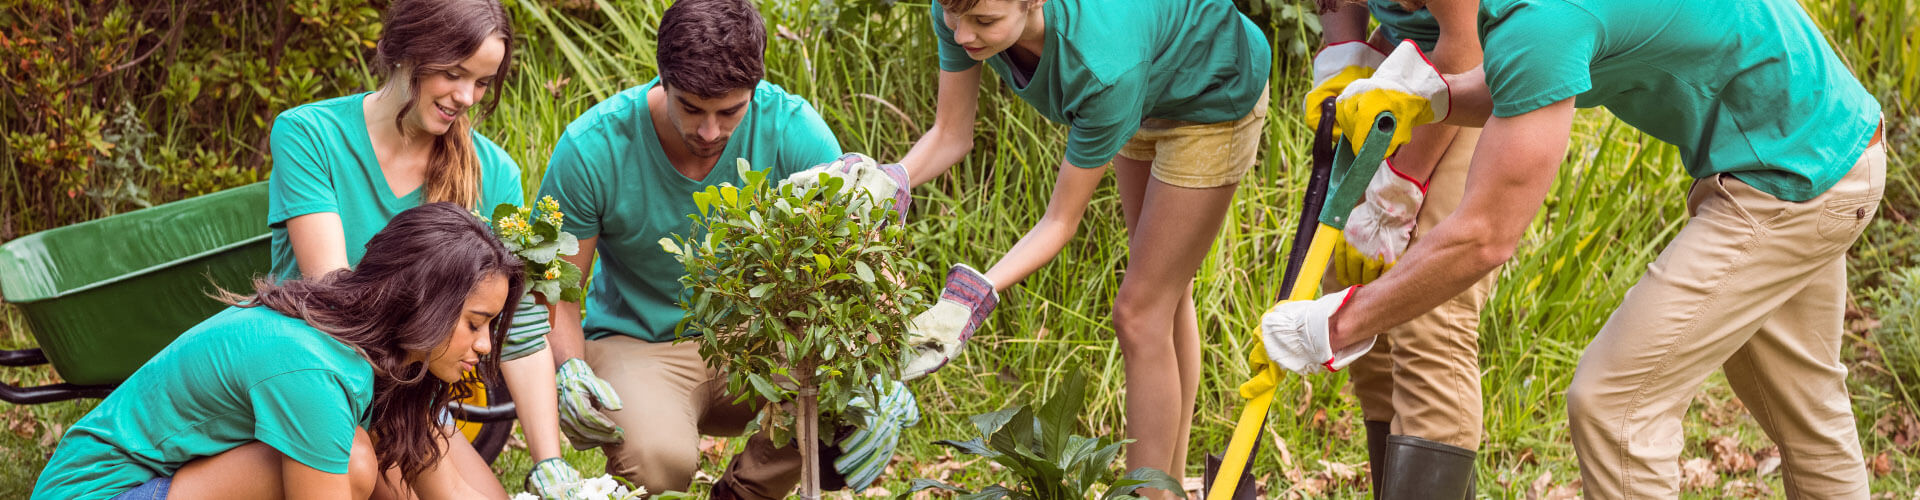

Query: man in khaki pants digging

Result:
[1296,0,1492,497]
[1256,0,1884,498]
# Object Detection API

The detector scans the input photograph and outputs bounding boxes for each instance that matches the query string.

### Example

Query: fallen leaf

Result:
[1679,457,1717,490]
[543,76,571,99]
[1544,479,1580,500]
[1721,479,1773,498]
[1705,435,1755,473]
[38,421,62,448]
[1754,446,1781,476]
[1527,470,1552,500]
[1871,452,1892,477]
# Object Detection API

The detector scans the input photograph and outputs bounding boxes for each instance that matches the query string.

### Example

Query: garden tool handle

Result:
[1205,98,1345,500]
[1320,110,1400,230]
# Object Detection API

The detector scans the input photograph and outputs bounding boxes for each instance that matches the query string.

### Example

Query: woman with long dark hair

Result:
[265,0,578,495]
[34,202,525,500]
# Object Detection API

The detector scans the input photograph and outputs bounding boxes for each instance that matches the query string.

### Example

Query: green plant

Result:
[662,159,928,499]
[900,371,1184,500]
[487,196,587,304]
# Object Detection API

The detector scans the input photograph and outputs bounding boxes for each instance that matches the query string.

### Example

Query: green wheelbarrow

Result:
[0,182,517,462]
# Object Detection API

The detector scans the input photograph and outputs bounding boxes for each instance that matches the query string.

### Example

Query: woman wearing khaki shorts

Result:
[888,0,1270,496]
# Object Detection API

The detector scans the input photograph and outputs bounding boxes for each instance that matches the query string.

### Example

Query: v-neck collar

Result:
[996,2,1057,92]
[353,92,425,202]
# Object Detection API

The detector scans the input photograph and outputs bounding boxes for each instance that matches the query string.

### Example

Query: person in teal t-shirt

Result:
[264,0,580,497]
[535,0,845,497]
[1260,0,1885,498]
[35,203,525,500]
[891,0,1272,495]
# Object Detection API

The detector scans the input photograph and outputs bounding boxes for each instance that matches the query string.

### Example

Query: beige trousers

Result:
[584,336,800,499]
[1567,135,1885,499]
[1343,127,1497,450]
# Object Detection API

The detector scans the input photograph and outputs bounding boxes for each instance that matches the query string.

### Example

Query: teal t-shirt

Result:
[930,0,1272,168]
[1368,0,1440,51]
[33,306,374,500]
[1479,0,1881,201]
[537,79,842,343]
[267,93,525,280]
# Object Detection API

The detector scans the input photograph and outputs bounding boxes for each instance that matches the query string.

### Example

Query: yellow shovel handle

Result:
[1208,226,1342,500]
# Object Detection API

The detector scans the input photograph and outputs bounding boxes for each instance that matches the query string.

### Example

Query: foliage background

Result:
[1,0,1915,497]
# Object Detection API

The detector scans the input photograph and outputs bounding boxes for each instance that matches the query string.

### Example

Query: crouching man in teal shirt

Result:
[532,0,863,497]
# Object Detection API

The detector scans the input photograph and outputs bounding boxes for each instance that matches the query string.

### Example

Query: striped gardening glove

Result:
[1259,286,1375,375]
[1335,40,1450,158]
[832,380,921,491]
[1304,40,1387,131]
[499,295,552,362]
[783,153,912,225]
[902,264,998,380]
[555,358,624,449]
[525,458,584,499]
[1332,159,1426,286]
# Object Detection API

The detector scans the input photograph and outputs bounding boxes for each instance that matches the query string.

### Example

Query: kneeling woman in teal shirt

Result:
[34,203,526,500]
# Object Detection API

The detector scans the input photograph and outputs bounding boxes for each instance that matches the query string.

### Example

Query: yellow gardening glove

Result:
[1238,343,1281,399]
[1334,237,1397,286]
[1303,41,1387,131]
[1334,40,1450,158]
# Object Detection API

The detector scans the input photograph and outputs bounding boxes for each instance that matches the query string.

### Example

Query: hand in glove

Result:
[1304,41,1387,130]
[1258,286,1376,375]
[832,380,921,491]
[1335,40,1450,157]
[526,457,584,499]
[783,153,911,224]
[1333,159,1426,286]
[901,264,998,380]
[555,358,625,449]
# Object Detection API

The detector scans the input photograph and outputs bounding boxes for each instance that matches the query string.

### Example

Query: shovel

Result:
[1200,98,1400,500]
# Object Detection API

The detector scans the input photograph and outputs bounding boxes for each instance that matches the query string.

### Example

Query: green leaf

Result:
[490,202,518,223]
[854,261,876,283]
[749,283,774,298]
[814,253,831,272]
[523,240,562,263]
[692,191,713,216]
[720,184,739,206]
[658,238,682,255]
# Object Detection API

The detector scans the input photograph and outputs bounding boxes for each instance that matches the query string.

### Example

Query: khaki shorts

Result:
[1117,86,1270,188]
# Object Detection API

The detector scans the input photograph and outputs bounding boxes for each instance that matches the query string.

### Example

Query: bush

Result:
[0,0,380,240]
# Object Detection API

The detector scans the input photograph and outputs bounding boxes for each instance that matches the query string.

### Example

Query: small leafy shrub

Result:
[901,371,1185,500]
[663,159,928,497]
[487,196,587,304]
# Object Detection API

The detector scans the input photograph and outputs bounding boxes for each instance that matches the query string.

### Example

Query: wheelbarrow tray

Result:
[0,182,270,386]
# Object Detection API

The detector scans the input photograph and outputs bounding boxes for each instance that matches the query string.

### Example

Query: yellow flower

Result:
[537,195,560,213]
[544,267,560,280]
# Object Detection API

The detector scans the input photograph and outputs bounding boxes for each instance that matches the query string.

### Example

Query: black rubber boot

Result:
[1377,435,1475,500]
[1366,420,1390,500]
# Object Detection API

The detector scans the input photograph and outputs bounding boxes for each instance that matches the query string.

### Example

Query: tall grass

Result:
[0,0,1909,496]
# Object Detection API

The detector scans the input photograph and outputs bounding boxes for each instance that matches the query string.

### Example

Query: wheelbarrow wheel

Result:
[454,369,516,464]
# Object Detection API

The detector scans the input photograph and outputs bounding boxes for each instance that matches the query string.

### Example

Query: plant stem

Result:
[797,384,822,500]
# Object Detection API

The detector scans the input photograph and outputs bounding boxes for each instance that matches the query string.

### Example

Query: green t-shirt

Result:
[1368,0,1440,51]
[537,79,842,343]
[1480,0,1881,201]
[33,306,374,500]
[267,93,525,280]
[930,0,1272,168]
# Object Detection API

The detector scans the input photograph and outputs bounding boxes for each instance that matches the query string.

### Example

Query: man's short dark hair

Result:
[657,0,766,98]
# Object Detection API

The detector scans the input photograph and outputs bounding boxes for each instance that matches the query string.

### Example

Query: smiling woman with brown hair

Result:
[32,202,526,500]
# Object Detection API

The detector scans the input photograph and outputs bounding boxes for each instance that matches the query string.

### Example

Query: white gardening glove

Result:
[783,153,911,225]
[1335,40,1450,157]
[1258,286,1375,375]
[1333,159,1426,286]
[901,264,998,380]
[1304,40,1387,131]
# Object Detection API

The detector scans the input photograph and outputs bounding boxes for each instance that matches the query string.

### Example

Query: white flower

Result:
[511,493,540,500]
[575,475,621,500]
